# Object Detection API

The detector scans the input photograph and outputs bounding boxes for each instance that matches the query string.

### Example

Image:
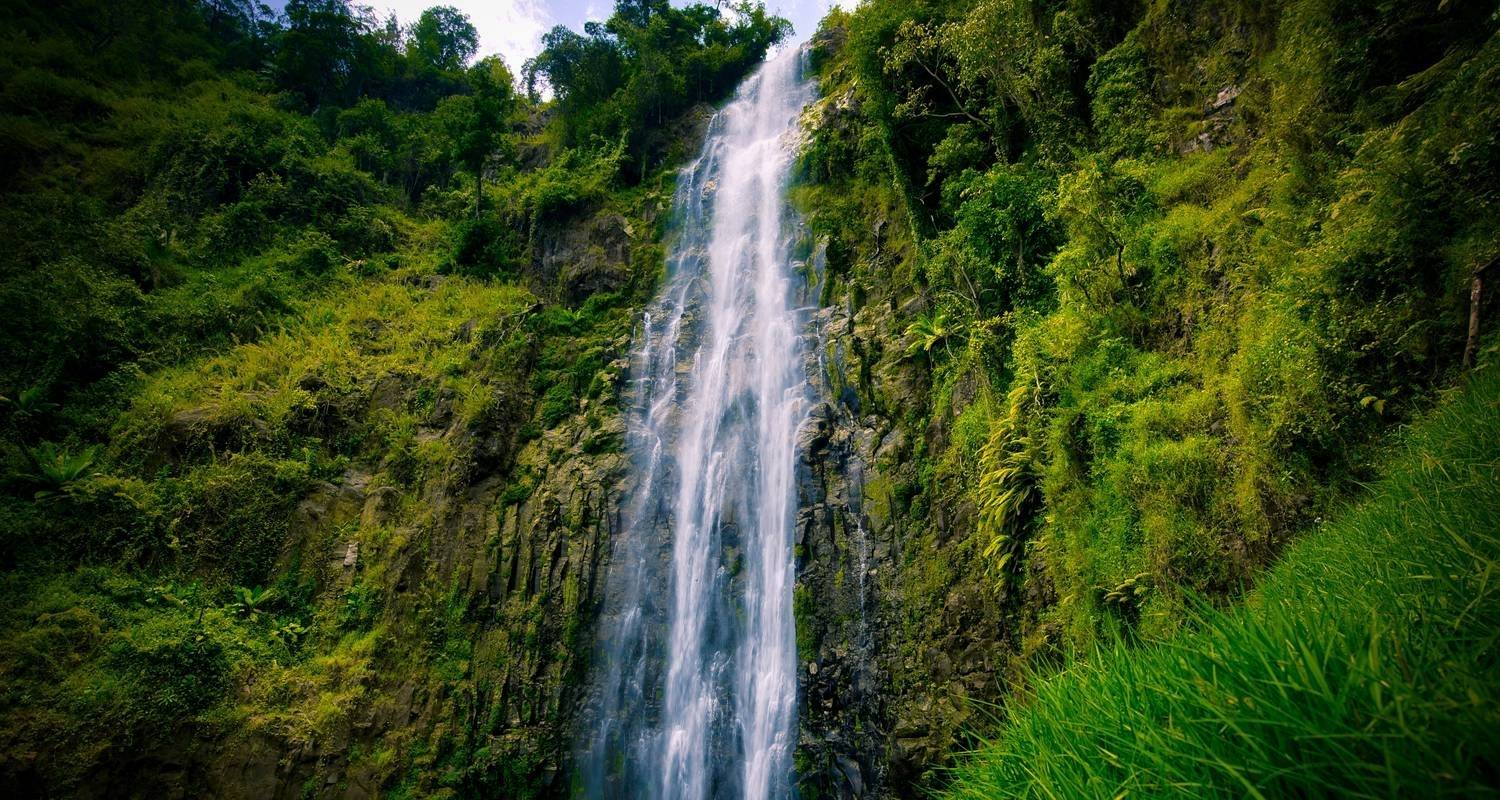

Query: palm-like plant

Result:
[230,586,280,622]
[22,442,98,500]
[905,309,960,358]
[3,385,58,421]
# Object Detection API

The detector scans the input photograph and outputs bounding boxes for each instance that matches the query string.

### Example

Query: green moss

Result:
[793,583,817,659]
[500,473,534,506]
[538,382,576,429]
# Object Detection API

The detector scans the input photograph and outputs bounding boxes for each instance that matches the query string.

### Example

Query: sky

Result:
[358,1,852,75]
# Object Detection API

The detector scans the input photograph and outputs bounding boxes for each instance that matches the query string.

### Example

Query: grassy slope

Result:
[945,367,1500,798]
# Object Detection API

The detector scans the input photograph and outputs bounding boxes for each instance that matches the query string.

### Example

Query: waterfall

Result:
[576,48,815,800]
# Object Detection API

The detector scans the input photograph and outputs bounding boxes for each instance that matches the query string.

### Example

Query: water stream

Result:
[577,48,815,800]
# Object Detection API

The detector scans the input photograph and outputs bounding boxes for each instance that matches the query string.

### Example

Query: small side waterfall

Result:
[576,48,816,800]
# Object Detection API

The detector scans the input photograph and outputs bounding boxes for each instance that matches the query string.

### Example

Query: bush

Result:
[106,614,230,723]
[443,215,523,279]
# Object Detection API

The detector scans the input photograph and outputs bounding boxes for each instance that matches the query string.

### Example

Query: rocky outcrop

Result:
[531,212,635,305]
[793,250,1017,797]
[788,105,1018,794]
[1182,84,1242,154]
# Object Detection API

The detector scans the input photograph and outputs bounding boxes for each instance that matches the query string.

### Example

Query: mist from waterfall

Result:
[575,48,815,800]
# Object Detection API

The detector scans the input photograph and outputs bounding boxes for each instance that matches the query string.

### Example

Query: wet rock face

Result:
[794,401,887,800]
[792,229,1014,798]
[795,282,928,799]
[532,212,634,305]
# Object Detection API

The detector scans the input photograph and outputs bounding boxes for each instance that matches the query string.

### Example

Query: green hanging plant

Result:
[977,381,1042,593]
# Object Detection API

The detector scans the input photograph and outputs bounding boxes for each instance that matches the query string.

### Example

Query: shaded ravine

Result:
[575,48,817,800]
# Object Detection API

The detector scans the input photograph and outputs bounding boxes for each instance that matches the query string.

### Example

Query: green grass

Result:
[944,367,1500,799]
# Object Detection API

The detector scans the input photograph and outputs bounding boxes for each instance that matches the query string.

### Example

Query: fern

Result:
[977,382,1041,592]
[22,442,98,499]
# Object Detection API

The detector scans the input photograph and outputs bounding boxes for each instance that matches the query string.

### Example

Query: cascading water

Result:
[576,48,815,799]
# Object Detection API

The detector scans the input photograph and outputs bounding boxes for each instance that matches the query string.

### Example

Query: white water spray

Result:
[578,48,815,800]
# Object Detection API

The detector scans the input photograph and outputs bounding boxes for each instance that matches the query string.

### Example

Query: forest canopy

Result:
[524,0,792,167]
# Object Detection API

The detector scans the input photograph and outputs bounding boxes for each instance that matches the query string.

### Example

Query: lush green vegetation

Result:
[946,367,1500,798]
[523,0,791,179]
[0,0,785,794]
[803,0,1499,653]
[4,0,1498,794]
[795,0,1500,791]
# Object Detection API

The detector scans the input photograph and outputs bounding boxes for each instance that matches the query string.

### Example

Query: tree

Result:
[524,1,790,180]
[439,56,517,218]
[611,0,672,32]
[407,5,479,73]
[276,0,365,108]
[523,24,624,105]
[198,0,278,68]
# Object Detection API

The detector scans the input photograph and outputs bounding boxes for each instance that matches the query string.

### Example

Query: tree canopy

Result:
[525,0,792,178]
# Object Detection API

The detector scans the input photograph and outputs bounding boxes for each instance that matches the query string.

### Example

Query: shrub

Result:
[443,215,523,279]
[106,614,230,724]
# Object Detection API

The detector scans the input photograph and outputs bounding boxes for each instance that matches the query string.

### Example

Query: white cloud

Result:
[765,0,861,44]
[479,0,553,71]
[372,0,553,72]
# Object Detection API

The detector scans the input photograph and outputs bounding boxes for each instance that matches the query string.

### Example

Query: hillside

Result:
[787,0,1499,794]
[0,1,786,796]
[1,0,1498,798]
[945,366,1500,797]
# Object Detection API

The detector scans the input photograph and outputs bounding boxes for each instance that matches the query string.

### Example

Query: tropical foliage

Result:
[0,0,786,793]
[797,0,1500,792]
